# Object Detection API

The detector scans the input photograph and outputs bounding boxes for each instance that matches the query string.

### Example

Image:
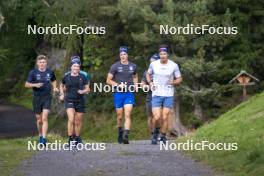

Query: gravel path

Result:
[16,140,217,176]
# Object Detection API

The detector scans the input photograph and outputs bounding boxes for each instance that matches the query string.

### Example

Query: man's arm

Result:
[25,82,43,88]
[25,70,43,88]
[133,73,139,91]
[78,84,90,94]
[170,63,182,86]
[133,73,138,85]
[106,73,119,86]
[59,83,65,101]
[51,80,59,92]
[172,77,182,85]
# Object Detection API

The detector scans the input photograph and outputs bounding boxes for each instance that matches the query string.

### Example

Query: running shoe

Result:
[160,135,167,144]
[42,138,47,146]
[39,136,43,144]
[118,130,123,144]
[151,128,159,145]
[68,136,75,147]
[76,136,83,144]
[123,135,129,144]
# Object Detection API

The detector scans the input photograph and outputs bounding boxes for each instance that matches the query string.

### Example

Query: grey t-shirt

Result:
[109,61,137,91]
[141,71,152,102]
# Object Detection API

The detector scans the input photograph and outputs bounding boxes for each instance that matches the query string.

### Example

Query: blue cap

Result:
[150,53,160,61]
[119,46,128,54]
[159,47,168,53]
[71,55,81,66]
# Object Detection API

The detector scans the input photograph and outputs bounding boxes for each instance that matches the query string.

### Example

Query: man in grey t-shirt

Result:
[147,45,182,144]
[106,46,138,144]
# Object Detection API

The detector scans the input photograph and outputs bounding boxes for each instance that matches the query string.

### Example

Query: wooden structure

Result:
[229,70,259,100]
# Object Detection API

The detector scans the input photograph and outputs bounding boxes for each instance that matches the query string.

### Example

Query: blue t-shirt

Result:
[26,68,56,96]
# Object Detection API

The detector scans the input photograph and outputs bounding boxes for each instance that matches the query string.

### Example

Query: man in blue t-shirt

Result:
[106,46,138,144]
[25,55,59,145]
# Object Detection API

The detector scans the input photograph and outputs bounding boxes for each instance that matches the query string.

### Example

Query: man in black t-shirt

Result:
[25,55,59,145]
[60,59,90,146]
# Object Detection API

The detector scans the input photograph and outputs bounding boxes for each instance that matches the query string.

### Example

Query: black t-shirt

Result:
[108,61,137,91]
[26,68,56,96]
[62,73,88,101]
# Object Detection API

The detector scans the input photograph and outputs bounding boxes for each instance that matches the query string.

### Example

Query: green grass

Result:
[8,89,33,109]
[179,92,264,176]
[0,137,35,176]
[48,106,149,143]
[0,134,68,176]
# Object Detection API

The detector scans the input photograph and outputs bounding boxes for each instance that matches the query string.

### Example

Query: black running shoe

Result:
[151,128,159,145]
[151,137,158,145]
[160,135,167,144]
[68,136,75,147]
[123,135,129,144]
[118,130,123,144]
[76,136,83,144]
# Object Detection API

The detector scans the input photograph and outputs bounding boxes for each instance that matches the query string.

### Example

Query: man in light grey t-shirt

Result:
[147,45,182,144]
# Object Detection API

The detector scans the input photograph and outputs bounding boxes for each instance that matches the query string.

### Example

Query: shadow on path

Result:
[0,104,37,138]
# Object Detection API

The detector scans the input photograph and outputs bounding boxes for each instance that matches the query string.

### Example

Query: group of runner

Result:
[25,44,182,146]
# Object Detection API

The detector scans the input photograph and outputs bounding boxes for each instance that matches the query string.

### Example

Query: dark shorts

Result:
[145,101,152,117]
[65,99,85,113]
[33,95,51,114]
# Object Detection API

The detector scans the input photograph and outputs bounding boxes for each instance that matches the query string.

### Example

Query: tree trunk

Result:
[167,94,187,137]
[193,96,203,120]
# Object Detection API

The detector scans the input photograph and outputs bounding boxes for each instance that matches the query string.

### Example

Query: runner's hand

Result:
[169,79,174,85]
[34,83,44,88]
[149,82,155,91]
[77,90,85,94]
[53,87,59,93]
[59,94,64,101]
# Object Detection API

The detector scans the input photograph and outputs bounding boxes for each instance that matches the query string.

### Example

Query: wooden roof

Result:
[229,70,259,84]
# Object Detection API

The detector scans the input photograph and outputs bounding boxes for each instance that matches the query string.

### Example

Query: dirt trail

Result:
[16,140,217,176]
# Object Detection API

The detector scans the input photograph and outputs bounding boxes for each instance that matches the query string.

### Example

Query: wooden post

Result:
[243,84,247,101]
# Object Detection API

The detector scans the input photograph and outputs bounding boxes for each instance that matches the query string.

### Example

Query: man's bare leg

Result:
[116,108,124,144]
[41,109,49,139]
[123,104,133,144]
[151,107,162,144]
[160,107,171,143]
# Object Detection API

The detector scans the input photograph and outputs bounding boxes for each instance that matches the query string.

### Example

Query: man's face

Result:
[159,51,168,61]
[71,63,80,74]
[120,52,128,62]
[37,59,47,70]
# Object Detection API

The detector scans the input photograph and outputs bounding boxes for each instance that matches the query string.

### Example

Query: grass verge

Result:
[178,92,264,176]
